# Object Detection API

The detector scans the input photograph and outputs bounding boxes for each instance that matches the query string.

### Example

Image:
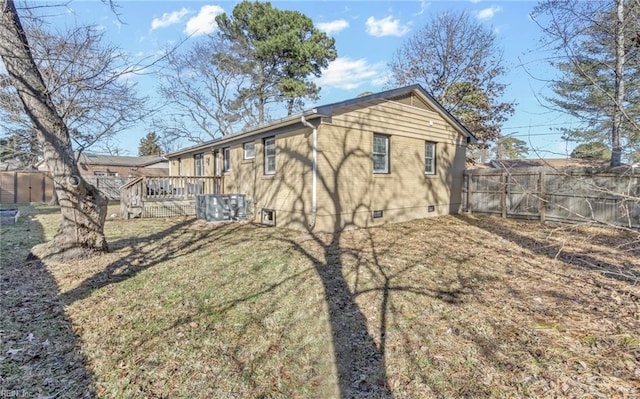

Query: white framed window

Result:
[243,142,255,159]
[223,147,230,172]
[194,153,204,176]
[425,142,436,175]
[264,136,276,175]
[373,134,389,174]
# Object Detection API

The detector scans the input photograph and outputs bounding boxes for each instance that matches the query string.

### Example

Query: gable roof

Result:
[167,85,477,158]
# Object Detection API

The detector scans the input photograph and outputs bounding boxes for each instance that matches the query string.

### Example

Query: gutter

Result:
[300,115,317,231]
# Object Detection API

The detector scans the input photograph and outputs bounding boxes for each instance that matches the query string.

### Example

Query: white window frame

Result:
[223,147,231,172]
[194,153,204,176]
[243,141,255,159]
[264,137,276,175]
[425,142,436,175]
[373,134,389,174]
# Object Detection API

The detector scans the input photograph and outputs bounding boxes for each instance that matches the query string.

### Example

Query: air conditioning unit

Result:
[196,194,246,222]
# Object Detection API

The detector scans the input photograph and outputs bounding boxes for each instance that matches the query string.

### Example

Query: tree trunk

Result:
[1,0,108,260]
[611,0,625,167]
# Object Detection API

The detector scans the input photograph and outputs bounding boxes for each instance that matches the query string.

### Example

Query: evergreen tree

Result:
[215,0,337,123]
[495,137,529,160]
[138,132,162,156]
[570,142,612,159]
[533,0,640,165]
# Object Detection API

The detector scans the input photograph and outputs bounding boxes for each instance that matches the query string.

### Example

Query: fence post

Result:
[538,170,546,222]
[466,172,472,213]
[13,172,17,203]
[500,172,507,218]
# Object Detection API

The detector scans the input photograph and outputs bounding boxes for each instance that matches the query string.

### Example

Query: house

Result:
[166,85,476,232]
[76,153,169,177]
[37,153,169,177]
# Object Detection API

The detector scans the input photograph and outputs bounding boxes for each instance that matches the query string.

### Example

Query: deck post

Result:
[500,172,507,218]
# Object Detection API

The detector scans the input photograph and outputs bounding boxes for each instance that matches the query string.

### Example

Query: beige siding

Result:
[222,130,313,230]
[167,97,468,232]
[169,152,214,177]
[318,112,465,230]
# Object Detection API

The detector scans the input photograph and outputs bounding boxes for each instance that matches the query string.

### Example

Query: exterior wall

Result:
[312,100,467,232]
[169,152,213,177]
[167,97,468,232]
[222,129,313,230]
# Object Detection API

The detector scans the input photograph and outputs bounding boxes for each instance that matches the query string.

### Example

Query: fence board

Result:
[0,171,53,204]
[84,176,133,200]
[464,167,640,228]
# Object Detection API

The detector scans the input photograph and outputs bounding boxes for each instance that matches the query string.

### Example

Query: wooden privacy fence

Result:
[83,176,134,200]
[0,171,54,204]
[463,167,640,229]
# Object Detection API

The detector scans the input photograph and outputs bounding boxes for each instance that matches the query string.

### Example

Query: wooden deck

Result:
[120,176,224,219]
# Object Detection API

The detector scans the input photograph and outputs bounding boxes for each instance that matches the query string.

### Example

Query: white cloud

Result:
[151,8,189,30]
[366,15,410,37]
[315,57,385,90]
[476,6,502,21]
[414,1,430,16]
[185,5,225,36]
[316,19,349,34]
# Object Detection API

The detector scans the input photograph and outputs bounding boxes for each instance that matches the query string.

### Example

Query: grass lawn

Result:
[1,204,639,398]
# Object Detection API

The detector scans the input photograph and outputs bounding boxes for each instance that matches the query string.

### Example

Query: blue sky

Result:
[41,0,577,157]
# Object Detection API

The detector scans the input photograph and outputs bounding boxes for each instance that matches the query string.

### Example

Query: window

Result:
[373,134,389,174]
[194,153,204,176]
[264,137,276,175]
[243,142,255,159]
[425,142,436,175]
[223,147,231,172]
[213,151,220,176]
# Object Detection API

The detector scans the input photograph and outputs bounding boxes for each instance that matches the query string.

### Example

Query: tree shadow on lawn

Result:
[280,225,497,399]
[60,218,246,306]
[458,214,640,285]
[0,206,96,398]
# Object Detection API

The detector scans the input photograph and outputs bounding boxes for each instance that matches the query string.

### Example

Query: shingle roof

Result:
[78,153,166,167]
[167,84,477,157]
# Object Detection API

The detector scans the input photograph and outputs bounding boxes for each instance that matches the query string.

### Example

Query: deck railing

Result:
[120,176,224,217]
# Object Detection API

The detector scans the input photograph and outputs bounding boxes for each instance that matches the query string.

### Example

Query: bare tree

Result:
[387,10,515,157]
[155,36,248,145]
[0,18,149,164]
[532,0,640,167]
[0,0,108,259]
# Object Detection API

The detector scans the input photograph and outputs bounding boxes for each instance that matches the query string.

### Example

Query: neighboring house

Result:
[488,158,612,169]
[37,153,169,177]
[166,85,476,232]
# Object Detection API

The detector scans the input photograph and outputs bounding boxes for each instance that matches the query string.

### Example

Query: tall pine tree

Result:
[533,0,640,165]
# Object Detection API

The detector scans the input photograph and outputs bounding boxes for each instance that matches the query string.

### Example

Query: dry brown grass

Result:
[2,205,639,398]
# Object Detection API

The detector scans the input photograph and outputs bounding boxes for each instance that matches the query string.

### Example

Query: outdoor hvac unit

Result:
[196,194,246,222]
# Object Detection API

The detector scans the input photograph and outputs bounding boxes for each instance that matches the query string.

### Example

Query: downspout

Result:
[301,115,317,230]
